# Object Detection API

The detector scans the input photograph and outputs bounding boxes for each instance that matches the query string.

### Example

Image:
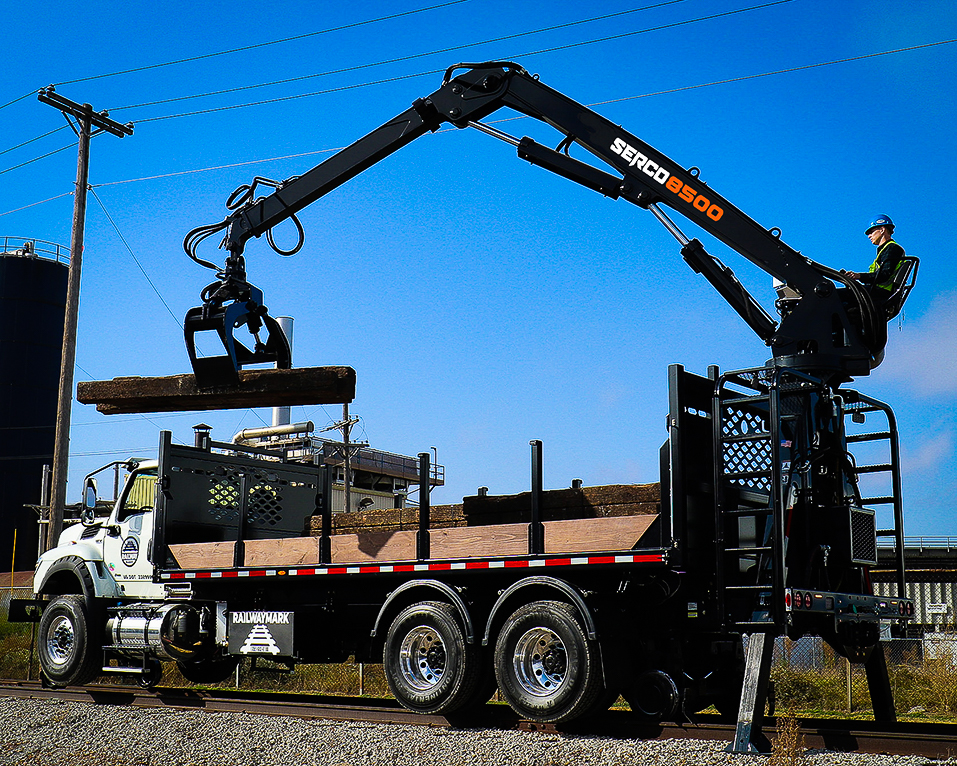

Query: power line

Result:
[0,2,470,156]
[123,0,794,125]
[134,69,439,123]
[591,37,957,106]
[0,1,782,172]
[0,190,74,218]
[92,147,345,188]
[85,37,957,189]
[0,140,77,178]
[3,36,954,193]
[0,124,69,158]
[0,0,468,162]
[73,413,188,426]
[70,447,157,457]
[53,1,471,88]
[109,1,691,113]
[0,90,36,113]
[88,187,181,327]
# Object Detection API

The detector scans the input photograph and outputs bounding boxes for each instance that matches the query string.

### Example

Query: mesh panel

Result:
[721,406,771,492]
[850,508,877,564]
[208,475,241,522]
[247,483,284,527]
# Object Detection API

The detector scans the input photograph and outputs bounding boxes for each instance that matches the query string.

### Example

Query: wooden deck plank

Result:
[167,514,660,569]
[77,366,356,414]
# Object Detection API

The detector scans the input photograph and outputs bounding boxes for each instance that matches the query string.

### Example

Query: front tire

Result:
[384,601,479,714]
[493,600,602,724]
[38,595,101,687]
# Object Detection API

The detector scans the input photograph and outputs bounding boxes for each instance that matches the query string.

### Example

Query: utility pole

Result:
[343,403,352,515]
[318,405,360,514]
[38,87,133,551]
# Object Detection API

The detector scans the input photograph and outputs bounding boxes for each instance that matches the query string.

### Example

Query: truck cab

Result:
[34,460,163,603]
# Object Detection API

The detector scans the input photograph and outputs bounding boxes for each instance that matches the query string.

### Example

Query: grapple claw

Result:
[184,297,291,389]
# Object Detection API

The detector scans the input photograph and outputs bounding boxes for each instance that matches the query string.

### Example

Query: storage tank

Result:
[0,237,68,572]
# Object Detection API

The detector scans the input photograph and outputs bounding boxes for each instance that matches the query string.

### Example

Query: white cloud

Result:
[878,290,957,396]
[901,428,955,474]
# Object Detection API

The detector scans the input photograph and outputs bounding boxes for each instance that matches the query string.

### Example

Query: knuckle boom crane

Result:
[183,61,895,388]
[23,61,910,749]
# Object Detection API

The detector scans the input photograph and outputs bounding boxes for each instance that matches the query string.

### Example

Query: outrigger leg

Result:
[727,632,775,754]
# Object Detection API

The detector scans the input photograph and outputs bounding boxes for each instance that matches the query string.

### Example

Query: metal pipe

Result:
[232,421,314,444]
[417,452,431,560]
[272,316,294,427]
[467,120,521,147]
[528,440,544,555]
[648,203,691,246]
[319,463,332,565]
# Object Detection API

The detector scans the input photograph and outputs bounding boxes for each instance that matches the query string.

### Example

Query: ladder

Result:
[842,393,906,596]
[713,366,824,755]
[712,367,823,631]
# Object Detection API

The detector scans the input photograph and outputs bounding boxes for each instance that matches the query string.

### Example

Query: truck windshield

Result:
[118,468,157,522]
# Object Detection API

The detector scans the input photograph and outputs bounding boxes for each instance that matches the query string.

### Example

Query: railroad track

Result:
[2,680,956,759]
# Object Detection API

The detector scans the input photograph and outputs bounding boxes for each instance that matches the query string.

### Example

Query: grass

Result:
[770,707,806,766]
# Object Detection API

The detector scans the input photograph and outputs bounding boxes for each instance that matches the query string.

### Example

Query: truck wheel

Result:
[177,657,238,685]
[38,595,101,687]
[384,601,479,714]
[623,669,680,722]
[493,600,601,724]
[139,660,164,689]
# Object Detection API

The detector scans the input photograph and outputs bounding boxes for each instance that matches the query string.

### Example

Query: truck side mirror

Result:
[81,478,98,526]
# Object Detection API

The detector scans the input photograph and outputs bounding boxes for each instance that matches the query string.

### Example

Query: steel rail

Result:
[2,680,956,759]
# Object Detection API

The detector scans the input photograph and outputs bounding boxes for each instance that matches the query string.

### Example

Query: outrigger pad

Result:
[77,366,356,415]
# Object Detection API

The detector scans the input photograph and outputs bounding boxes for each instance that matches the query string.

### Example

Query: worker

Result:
[845,214,906,312]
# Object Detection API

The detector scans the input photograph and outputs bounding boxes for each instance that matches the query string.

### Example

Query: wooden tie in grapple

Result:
[184,253,291,389]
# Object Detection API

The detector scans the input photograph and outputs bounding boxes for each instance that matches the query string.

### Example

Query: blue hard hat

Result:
[865,214,894,234]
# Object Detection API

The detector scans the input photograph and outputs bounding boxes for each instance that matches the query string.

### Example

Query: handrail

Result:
[877,536,957,551]
[0,235,70,265]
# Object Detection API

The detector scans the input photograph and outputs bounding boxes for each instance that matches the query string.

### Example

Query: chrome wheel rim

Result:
[398,626,446,691]
[45,615,76,667]
[513,627,567,697]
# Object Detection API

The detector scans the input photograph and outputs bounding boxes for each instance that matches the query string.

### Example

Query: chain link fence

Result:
[770,634,957,718]
[0,588,38,680]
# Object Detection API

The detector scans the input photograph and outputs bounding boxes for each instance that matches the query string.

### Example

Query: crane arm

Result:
[184,62,883,387]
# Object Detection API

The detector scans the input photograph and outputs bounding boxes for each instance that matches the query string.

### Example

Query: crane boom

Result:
[184,61,888,387]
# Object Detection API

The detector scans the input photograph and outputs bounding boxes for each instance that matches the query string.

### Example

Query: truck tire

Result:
[177,657,239,685]
[493,600,602,724]
[384,601,479,714]
[623,669,680,722]
[38,594,101,687]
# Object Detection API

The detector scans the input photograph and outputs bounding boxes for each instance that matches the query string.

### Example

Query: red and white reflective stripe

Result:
[160,552,664,581]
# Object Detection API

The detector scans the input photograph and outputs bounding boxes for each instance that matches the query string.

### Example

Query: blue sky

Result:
[2,0,956,536]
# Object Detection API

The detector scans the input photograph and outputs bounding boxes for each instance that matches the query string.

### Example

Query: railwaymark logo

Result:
[610,137,724,222]
[239,624,282,655]
[120,537,139,567]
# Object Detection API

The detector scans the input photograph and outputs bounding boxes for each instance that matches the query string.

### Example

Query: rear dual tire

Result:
[384,601,480,715]
[493,600,602,724]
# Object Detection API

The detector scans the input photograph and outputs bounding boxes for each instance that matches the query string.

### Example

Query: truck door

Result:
[102,466,163,599]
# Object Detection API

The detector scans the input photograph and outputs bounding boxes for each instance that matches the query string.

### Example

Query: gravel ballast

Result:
[0,697,946,766]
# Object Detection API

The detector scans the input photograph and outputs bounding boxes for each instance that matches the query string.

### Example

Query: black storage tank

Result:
[0,237,68,572]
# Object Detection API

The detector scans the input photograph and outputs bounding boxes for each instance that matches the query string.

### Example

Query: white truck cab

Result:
[34,460,164,603]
